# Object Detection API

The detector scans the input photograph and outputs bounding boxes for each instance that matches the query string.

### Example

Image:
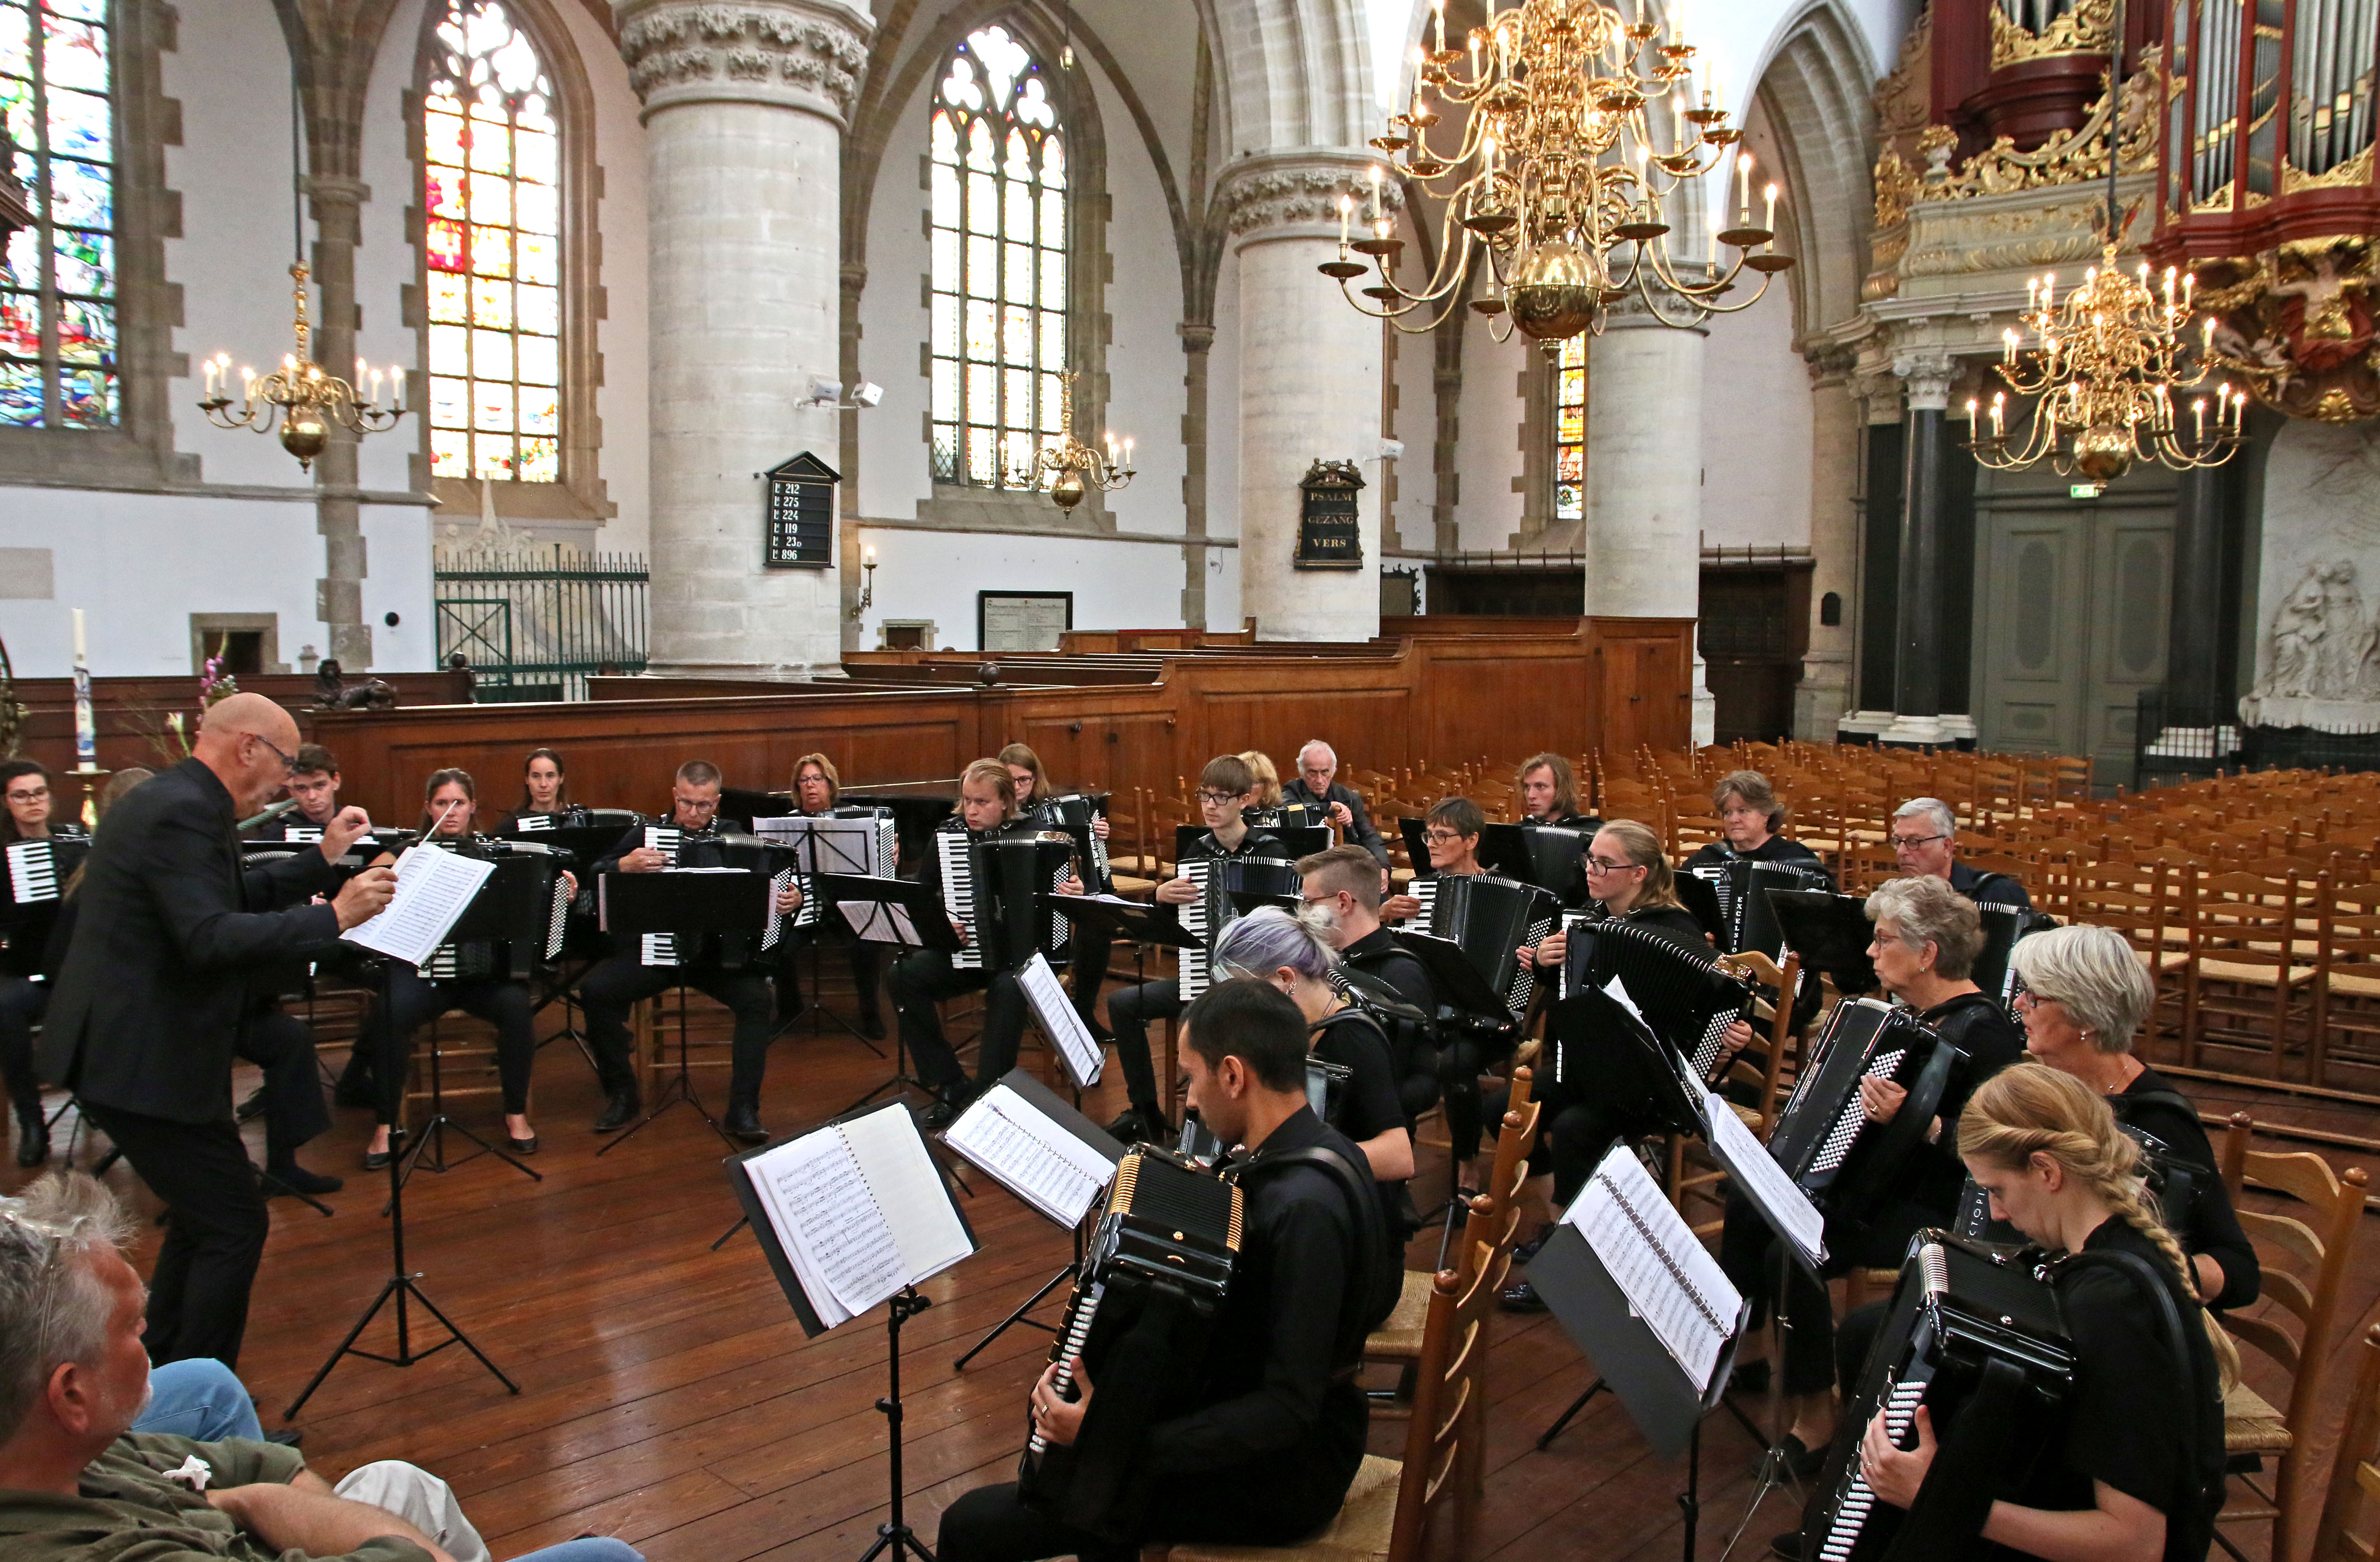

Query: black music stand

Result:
[1675,870,1728,946]
[286,952,518,1418]
[763,816,886,1050]
[1766,889,1879,994]
[819,873,963,1115]
[390,858,558,1191]
[1389,929,1516,1027]
[1479,822,1589,902]
[595,870,773,1154]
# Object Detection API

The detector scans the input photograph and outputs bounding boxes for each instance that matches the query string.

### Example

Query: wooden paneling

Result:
[310,621,1694,823]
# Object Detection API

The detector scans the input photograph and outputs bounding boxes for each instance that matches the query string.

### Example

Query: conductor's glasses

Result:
[251,735,303,776]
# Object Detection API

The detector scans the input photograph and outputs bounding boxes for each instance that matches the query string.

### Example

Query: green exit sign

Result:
[2069,482,2104,500]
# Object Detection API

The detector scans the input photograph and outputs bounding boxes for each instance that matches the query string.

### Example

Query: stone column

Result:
[618,0,872,675]
[1885,352,1952,746]
[1796,345,1860,739]
[1179,322,1214,630]
[838,260,867,652]
[306,174,371,669]
[1220,153,1388,642]
[1584,297,1712,742]
[2166,462,2232,720]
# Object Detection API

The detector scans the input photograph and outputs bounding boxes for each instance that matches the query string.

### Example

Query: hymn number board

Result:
[1295,458,1364,570]
[764,452,839,568]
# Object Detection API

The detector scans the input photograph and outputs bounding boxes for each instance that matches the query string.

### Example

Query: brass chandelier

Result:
[1010,372,1134,511]
[1963,0,2240,479]
[1324,0,1794,350]
[198,262,407,472]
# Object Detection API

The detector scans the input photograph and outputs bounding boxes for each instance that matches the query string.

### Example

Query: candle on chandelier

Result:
[2202,315,2216,352]
[1432,0,1446,53]
[1469,29,1481,72]
[1369,164,1383,222]
[1123,436,1134,466]
[369,367,384,404]
[1762,182,1777,234]
[2194,397,2206,442]
[1374,217,1391,242]
[1736,152,1752,225]
[2184,271,2196,308]
[204,358,217,397]
[1672,93,1686,149]
[1410,49,1426,120]
[2003,326,2018,363]
[1991,394,2006,438]
[355,356,366,388]
[1338,193,1352,247]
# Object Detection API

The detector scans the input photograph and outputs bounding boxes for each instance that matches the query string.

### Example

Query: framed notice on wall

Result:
[1295,458,1364,569]
[763,452,838,568]
[979,591,1073,652]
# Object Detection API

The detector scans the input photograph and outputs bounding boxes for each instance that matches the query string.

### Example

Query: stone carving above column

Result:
[1216,151,1400,244]
[1891,348,1955,410]
[616,0,873,125]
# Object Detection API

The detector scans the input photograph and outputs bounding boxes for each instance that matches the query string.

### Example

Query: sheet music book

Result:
[1568,1144,1742,1388]
[1018,951,1104,1088]
[943,1071,1123,1228]
[754,814,882,874]
[733,1102,975,1334]
[6,840,56,905]
[341,846,495,967]
[1702,1090,1827,1271]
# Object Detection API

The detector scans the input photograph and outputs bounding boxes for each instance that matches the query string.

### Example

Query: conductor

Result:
[38,693,395,1368]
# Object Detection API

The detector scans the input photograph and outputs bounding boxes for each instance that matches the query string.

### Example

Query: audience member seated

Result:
[1284,740,1387,865]
[1891,795,2031,909]
[0,1170,645,1562]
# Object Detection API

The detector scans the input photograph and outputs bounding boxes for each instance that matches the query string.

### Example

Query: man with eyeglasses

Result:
[1282,741,1387,866]
[577,760,791,1141]
[1298,844,1439,1122]
[39,693,395,1368]
[1889,796,2032,911]
[1099,755,1289,1143]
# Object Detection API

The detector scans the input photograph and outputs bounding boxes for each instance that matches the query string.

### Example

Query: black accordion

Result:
[1177,854,1303,1002]
[616,825,796,968]
[1558,912,1758,1082]
[1954,1113,2206,1243]
[421,838,575,981]
[1407,872,1559,1022]
[1689,856,1834,961]
[1973,904,2058,1020]
[1019,1146,1243,1536]
[939,824,1075,972]
[1805,1231,2074,1562]
[1040,794,1114,896]
[0,830,86,978]
[1766,998,1961,1237]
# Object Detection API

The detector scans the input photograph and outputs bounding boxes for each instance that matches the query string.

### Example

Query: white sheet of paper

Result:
[945,1083,1114,1227]
[1603,972,1648,1024]
[339,846,495,967]
[1018,952,1104,1088]
[1568,1145,1741,1389]
[747,1130,900,1321]
[841,898,924,946]
[1703,1090,1827,1268]
[838,1106,974,1290]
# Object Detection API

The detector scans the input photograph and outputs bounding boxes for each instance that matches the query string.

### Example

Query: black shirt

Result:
[1309,1007,1410,1247]
[1950,859,2034,913]
[2017,1217,2224,1562]
[247,812,335,842]
[1144,1107,1385,1535]
[1183,826,1290,866]
[1683,833,1829,877]
[2114,1067,2262,1312]
[1282,779,1388,866]
[1339,924,1435,1013]
[1908,991,2025,1210]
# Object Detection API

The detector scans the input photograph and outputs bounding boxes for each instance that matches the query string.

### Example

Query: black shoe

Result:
[15,1120,45,1168]
[1514,1228,1552,1264]
[1075,1009,1114,1045]
[1780,1434,1828,1482]
[333,1059,377,1109]
[723,1101,768,1144]
[1499,1277,1548,1314]
[858,1011,886,1040]
[1729,1359,1772,1397]
[916,1095,957,1132]
[592,1086,641,1133]
[507,1133,539,1155]
[266,1163,344,1196]
[361,1147,393,1172]
[1770,1531,1806,1561]
[263,1427,305,1448]
[1106,1105,1168,1145]
[235,1085,269,1124]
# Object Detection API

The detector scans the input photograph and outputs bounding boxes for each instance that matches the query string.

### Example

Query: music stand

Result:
[391,854,557,1192]
[286,953,518,1419]
[1674,871,1728,946]
[1389,929,1518,1026]
[1479,822,1589,902]
[1766,889,1879,994]
[756,815,888,1050]
[819,873,963,1115]
[595,870,774,1154]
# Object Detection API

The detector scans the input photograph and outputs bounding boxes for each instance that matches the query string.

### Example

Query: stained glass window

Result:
[0,0,117,428]
[1554,334,1586,522]
[424,0,559,482]
[929,25,1065,487]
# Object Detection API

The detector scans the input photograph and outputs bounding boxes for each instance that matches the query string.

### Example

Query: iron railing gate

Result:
[433,545,647,701]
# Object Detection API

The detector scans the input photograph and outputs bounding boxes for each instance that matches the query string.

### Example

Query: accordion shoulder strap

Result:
[1235,1143,1395,1354]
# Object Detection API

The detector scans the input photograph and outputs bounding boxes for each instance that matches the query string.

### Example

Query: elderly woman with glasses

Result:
[0,760,78,1166]
[1889,796,2032,910]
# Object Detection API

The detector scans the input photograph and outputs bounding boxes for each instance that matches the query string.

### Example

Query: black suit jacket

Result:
[40,758,342,1123]
[1282,779,1387,866]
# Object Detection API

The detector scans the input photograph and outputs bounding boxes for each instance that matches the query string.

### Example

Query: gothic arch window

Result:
[929,23,1066,489]
[422,0,561,484]
[1,0,118,428]
[1553,334,1585,523]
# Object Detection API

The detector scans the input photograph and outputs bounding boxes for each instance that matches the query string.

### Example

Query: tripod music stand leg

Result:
[859,1288,939,1562]
[1720,1243,1805,1562]
[598,982,736,1155]
[1678,1417,1702,1562]
[951,1261,1069,1370]
[1534,1376,1608,1451]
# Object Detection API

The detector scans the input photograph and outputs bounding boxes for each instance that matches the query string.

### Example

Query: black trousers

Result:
[1717,1190,1937,1397]
[1105,977,1179,1115]
[380,967,538,1115]
[1070,934,1114,1023]
[79,1104,269,1368]
[1438,1029,1518,1163]
[777,925,884,1022]
[235,1009,333,1163]
[0,972,47,1119]
[581,955,775,1103]
[887,948,1026,1093]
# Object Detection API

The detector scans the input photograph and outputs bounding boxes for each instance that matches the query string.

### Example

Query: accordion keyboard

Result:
[1177,859,1213,1002]
[940,831,981,970]
[1817,1378,1925,1562]
[1812,1048,1908,1175]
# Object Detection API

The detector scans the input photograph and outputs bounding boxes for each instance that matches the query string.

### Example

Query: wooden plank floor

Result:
[9,985,2374,1562]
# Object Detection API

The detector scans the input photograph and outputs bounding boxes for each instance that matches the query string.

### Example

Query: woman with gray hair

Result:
[1714,874,2025,1469]
[2009,924,2259,1310]
[1214,907,1415,1194]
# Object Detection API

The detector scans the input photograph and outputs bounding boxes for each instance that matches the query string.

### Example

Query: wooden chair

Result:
[2215,1115,2369,1562]
[2186,868,2321,1076]
[1150,1193,1518,1562]
[1667,952,1801,1235]
[2309,1324,2380,1562]
[2314,875,2380,1086]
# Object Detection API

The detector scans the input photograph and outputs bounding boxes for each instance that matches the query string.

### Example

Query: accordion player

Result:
[1397,866,1558,1180]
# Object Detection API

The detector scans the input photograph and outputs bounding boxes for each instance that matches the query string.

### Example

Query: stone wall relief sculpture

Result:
[2242,419,2380,728]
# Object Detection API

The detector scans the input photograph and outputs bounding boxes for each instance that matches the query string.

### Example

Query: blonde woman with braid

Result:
[1855,1063,2230,1562]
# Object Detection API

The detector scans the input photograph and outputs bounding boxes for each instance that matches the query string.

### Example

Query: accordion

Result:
[618,827,795,968]
[1690,856,1834,961]
[419,838,574,980]
[0,831,86,978]
[1954,1114,2206,1243]
[1973,905,2058,1021]
[1177,854,1303,1002]
[1040,794,1114,896]
[940,825,1075,972]
[1019,1146,1243,1536]
[1558,912,1758,1081]
[1407,873,1559,1021]
[1766,998,1961,1236]
[1805,1231,2074,1562]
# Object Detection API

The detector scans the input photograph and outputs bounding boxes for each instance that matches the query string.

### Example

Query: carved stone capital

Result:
[615,0,873,127]
[1216,150,1400,245]
[1892,348,1956,409]
[1177,322,1216,354]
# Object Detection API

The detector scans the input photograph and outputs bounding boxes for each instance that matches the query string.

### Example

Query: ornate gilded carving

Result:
[1874,145,1922,228]
[2280,143,2378,193]
[1899,195,2129,275]
[1874,7,1933,148]
[1990,0,2114,69]
[2202,238,2380,423]
[1922,56,2159,200]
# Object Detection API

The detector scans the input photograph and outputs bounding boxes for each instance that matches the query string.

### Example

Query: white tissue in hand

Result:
[162,1454,213,1490]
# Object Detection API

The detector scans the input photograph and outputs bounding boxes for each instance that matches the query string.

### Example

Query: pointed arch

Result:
[1749,0,1880,341]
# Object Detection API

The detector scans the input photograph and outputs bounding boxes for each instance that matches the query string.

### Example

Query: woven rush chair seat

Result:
[1147,1455,1403,1562]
